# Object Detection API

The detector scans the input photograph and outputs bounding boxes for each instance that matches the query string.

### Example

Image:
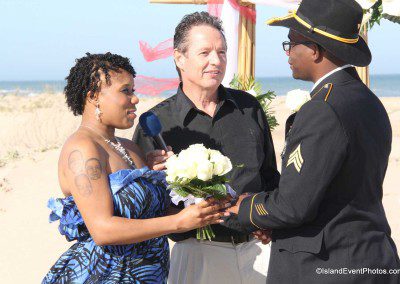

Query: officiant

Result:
[133,11,280,284]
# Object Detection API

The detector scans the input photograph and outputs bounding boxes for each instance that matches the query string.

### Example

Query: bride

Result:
[43,52,229,283]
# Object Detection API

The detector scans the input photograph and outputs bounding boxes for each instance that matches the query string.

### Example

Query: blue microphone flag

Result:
[139,111,162,137]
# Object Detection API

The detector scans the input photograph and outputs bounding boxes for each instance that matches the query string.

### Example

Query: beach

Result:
[0,93,399,283]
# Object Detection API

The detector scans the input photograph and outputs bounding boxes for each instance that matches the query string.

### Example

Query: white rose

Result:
[361,10,373,26]
[180,159,198,180]
[187,143,207,152]
[180,154,199,180]
[180,144,209,161]
[165,154,196,183]
[246,88,257,96]
[286,89,311,112]
[383,0,400,17]
[355,0,377,9]
[209,150,233,176]
[196,159,214,181]
[165,155,180,183]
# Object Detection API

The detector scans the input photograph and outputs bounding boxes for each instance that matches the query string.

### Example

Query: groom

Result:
[229,0,400,283]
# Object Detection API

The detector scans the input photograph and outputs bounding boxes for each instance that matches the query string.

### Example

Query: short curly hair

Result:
[64,52,136,116]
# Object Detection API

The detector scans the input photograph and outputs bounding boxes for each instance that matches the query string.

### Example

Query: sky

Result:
[1,0,399,81]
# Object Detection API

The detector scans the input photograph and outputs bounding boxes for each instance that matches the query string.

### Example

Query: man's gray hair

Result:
[174,11,226,53]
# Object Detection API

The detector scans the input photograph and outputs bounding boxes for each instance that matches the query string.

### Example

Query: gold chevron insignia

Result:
[287,144,304,173]
[255,203,268,216]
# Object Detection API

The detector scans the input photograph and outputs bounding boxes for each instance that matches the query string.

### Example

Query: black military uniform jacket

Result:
[238,67,400,283]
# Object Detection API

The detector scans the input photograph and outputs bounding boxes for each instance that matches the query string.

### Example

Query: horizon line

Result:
[1,73,400,82]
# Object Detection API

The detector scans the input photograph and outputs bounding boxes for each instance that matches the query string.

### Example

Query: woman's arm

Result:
[97,199,227,245]
[63,138,227,246]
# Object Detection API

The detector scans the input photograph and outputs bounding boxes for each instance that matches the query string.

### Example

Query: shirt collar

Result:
[175,84,196,125]
[311,64,353,92]
[219,85,240,109]
[175,83,239,125]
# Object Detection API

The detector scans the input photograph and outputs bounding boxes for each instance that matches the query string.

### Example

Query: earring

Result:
[95,102,102,121]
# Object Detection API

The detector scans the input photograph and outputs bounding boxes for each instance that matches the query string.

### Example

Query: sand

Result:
[0,93,398,283]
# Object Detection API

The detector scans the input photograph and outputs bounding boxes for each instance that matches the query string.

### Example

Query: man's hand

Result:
[146,146,174,171]
[253,229,272,245]
[226,193,250,215]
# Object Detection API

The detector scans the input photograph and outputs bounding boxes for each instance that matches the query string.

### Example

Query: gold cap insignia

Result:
[287,144,304,173]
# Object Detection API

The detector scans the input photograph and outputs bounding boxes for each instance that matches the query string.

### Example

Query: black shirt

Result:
[133,84,280,241]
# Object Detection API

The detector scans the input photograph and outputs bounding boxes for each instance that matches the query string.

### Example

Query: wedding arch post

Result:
[149,0,256,80]
[238,1,256,79]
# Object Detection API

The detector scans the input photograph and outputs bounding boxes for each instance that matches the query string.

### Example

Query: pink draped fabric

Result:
[228,0,256,23]
[135,75,179,97]
[207,0,224,18]
[137,39,177,97]
[208,0,256,23]
[139,38,174,62]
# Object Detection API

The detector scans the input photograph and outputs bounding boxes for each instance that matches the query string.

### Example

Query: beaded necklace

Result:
[80,125,135,168]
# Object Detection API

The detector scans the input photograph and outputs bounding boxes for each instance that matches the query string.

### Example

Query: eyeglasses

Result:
[282,41,316,52]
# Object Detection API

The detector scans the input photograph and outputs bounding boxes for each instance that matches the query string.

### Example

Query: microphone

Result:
[139,111,169,152]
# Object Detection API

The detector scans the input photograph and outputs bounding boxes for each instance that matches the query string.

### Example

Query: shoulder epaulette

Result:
[311,83,333,102]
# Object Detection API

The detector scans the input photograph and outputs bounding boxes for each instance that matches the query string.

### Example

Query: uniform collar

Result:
[311,64,353,93]
[310,66,361,98]
[175,83,239,125]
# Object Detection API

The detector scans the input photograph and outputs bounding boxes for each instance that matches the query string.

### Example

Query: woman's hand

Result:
[174,198,231,232]
[146,146,174,171]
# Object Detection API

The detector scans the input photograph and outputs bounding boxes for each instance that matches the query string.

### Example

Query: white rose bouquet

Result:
[165,144,236,240]
[286,89,311,113]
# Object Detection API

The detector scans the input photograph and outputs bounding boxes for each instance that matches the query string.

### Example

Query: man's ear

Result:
[174,49,185,72]
[312,44,324,63]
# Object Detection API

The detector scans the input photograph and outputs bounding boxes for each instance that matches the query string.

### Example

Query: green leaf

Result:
[229,74,279,131]
[368,0,383,30]
[202,183,227,199]
[172,187,190,197]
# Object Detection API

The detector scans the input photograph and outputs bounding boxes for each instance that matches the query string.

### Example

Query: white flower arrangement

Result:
[356,0,400,15]
[356,0,380,9]
[355,0,400,30]
[245,88,258,97]
[165,144,235,240]
[166,144,232,184]
[285,89,311,113]
[382,0,400,16]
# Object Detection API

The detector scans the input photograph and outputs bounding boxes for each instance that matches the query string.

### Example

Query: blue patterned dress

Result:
[43,167,170,284]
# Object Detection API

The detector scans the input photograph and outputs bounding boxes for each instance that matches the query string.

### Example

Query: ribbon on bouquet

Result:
[170,184,237,207]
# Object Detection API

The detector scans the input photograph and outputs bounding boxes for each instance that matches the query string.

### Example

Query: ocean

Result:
[1,74,399,98]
